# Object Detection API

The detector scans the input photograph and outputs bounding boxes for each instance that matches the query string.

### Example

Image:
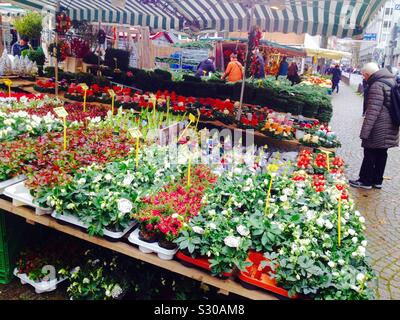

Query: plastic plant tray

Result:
[0,175,26,195]
[128,229,178,260]
[238,251,296,299]
[175,251,234,278]
[13,268,66,294]
[51,211,136,239]
[3,182,52,215]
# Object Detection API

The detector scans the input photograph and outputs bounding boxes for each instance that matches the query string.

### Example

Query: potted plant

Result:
[13,11,43,48]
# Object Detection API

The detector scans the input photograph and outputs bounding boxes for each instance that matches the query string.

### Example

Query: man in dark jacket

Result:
[331,64,342,93]
[12,36,29,56]
[195,56,216,78]
[350,62,400,190]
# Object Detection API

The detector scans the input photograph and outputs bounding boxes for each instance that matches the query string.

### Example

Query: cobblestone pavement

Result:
[331,84,400,300]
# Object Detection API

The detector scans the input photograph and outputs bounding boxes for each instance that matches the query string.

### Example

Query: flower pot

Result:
[158,239,178,250]
[176,251,234,278]
[138,229,158,243]
[238,251,298,299]
[63,57,83,73]
[295,129,305,140]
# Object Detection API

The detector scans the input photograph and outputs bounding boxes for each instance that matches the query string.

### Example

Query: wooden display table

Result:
[0,197,278,300]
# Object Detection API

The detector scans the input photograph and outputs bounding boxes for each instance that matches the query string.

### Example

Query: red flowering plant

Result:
[69,38,90,59]
[212,99,236,125]
[24,127,132,194]
[15,102,110,123]
[65,83,96,102]
[0,127,132,196]
[34,79,56,93]
[135,165,217,248]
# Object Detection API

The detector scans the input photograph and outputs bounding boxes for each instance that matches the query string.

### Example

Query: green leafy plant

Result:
[13,11,43,40]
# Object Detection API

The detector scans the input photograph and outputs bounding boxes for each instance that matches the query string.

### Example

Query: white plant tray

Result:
[13,268,66,294]
[128,228,178,260]
[3,181,52,215]
[51,211,136,239]
[0,175,26,195]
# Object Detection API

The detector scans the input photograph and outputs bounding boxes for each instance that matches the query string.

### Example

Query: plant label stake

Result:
[178,114,195,142]
[321,150,331,172]
[166,96,171,126]
[128,128,142,169]
[264,164,279,215]
[3,79,12,97]
[187,155,192,187]
[79,83,89,112]
[54,107,69,150]
[108,89,116,116]
[338,196,342,247]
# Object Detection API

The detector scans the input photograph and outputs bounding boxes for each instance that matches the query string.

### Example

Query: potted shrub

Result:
[13,11,43,48]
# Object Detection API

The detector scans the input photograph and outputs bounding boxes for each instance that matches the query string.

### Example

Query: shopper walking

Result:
[275,56,288,80]
[221,53,243,83]
[331,64,342,93]
[195,56,216,78]
[350,62,400,190]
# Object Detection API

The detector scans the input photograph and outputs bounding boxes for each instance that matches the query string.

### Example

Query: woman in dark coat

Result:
[350,64,400,189]
[331,64,342,93]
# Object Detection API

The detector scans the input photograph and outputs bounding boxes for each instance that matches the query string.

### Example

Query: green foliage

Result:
[13,11,43,39]
[22,47,46,66]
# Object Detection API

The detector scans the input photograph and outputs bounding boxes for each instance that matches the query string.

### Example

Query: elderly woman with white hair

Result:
[349,62,400,190]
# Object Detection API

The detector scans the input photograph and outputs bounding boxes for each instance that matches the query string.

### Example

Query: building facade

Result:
[359,0,399,67]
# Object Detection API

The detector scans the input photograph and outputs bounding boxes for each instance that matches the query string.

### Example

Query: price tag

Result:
[54,107,69,118]
[128,128,142,139]
[108,89,116,97]
[3,79,12,97]
[79,83,89,91]
[189,113,196,123]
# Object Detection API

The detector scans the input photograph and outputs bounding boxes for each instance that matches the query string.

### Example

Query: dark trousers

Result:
[332,82,339,93]
[359,148,388,185]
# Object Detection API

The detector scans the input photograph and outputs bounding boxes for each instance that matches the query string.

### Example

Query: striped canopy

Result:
[10,0,385,38]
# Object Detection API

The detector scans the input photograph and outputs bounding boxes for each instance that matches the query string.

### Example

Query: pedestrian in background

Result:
[195,56,216,78]
[350,62,400,190]
[331,64,342,93]
[275,56,288,80]
[287,62,300,86]
[221,53,243,83]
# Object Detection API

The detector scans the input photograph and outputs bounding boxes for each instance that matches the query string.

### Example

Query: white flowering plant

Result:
[176,166,270,275]
[59,250,128,300]
[0,111,63,141]
[261,172,375,299]
[36,145,188,236]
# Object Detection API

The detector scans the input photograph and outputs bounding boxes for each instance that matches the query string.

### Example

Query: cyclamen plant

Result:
[0,111,63,142]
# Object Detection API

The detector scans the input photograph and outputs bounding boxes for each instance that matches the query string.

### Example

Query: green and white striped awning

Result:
[171,0,385,38]
[10,0,385,38]
[10,0,181,30]
[0,3,25,17]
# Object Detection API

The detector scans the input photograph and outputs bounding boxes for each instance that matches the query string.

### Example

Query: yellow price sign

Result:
[79,83,89,112]
[107,89,116,97]
[189,113,196,123]
[79,83,89,91]
[53,107,69,118]
[128,128,142,139]
[128,128,142,169]
[108,89,116,116]
[321,150,332,171]
[3,79,12,97]
[53,107,69,151]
